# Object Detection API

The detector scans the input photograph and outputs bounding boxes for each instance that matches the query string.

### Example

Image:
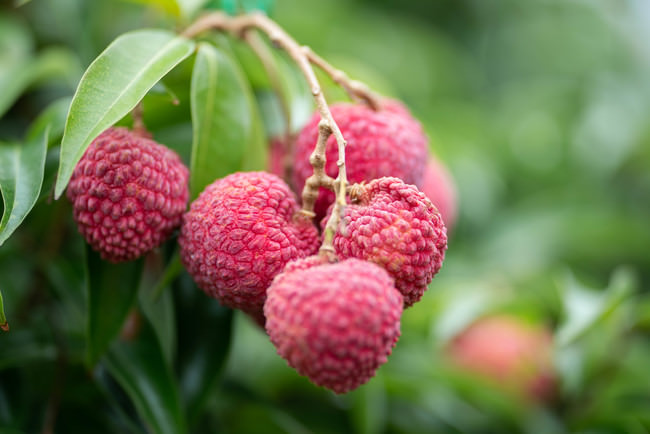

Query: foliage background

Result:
[1,0,650,432]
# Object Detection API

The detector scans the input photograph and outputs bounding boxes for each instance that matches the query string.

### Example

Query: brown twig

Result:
[304,47,382,110]
[183,12,351,255]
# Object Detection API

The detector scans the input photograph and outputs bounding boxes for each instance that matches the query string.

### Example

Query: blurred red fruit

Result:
[447,315,557,402]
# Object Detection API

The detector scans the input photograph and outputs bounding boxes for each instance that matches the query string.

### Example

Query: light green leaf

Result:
[121,0,181,16]
[104,315,186,434]
[556,267,636,346]
[0,128,49,246]
[189,42,266,198]
[85,246,144,366]
[55,29,195,199]
[0,16,32,119]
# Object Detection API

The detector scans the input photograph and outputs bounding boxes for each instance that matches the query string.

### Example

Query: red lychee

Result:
[178,172,319,320]
[265,257,403,394]
[418,156,458,231]
[293,101,429,220]
[67,127,189,263]
[331,177,447,307]
[447,315,557,402]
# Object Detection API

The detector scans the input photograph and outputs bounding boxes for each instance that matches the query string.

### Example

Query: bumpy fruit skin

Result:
[179,172,319,320]
[331,177,447,307]
[418,156,458,231]
[265,258,403,394]
[447,316,556,402]
[293,101,429,220]
[67,127,189,263]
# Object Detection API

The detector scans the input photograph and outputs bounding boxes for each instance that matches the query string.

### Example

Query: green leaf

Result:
[0,128,49,246]
[189,42,266,199]
[0,15,32,119]
[26,96,72,145]
[0,289,7,332]
[138,249,178,365]
[85,246,144,366]
[55,29,195,199]
[174,273,233,426]
[121,0,181,16]
[556,267,636,346]
[0,47,80,120]
[104,314,186,434]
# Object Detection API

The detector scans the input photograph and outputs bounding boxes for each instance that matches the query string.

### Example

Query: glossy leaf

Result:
[174,272,233,426]
[104,315,186,434]
[85,246,144,366]
[0,128,49,246]
[55,30,195,199]
[189,42,266,198]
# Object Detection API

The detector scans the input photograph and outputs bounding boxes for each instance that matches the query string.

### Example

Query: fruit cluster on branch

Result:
[65,12,457,394]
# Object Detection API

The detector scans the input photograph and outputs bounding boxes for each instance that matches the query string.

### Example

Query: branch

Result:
[183,12,351,255]
[304,47,382,110]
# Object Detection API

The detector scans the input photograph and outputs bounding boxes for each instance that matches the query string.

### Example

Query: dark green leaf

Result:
[174,272,233,426]
[0,329,57,369]
[138,248,178,365]
[189,42,266,198]
[85,246,144,366]
[0,128,49,246]
[55,30,195,199]
[104,314,186,434]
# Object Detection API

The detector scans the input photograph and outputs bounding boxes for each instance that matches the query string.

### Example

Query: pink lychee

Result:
[447,315,557,402]
[293,101,429,220]
[418,156,458,231]
[331,177,447,307]
[67,127,189,263]
[265,257,403,394]
[178,171,319,320]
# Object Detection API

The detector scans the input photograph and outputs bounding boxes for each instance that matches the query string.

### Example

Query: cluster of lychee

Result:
[66,99,453,394]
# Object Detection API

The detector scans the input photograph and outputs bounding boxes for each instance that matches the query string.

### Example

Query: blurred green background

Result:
[1,0,650,432]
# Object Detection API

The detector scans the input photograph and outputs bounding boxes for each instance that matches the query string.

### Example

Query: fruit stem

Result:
[303,47,382,110]
[183,12,359,252]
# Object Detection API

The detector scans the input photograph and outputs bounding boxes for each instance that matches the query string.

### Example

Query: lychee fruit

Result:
[446,315,557,402]
[293,101,429,220]
[67,127,189,263]
[330,177,447,307]
[418,156,458,231]
[268,136,290,180]
[265,257,403,394]
[178,171,319,321]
